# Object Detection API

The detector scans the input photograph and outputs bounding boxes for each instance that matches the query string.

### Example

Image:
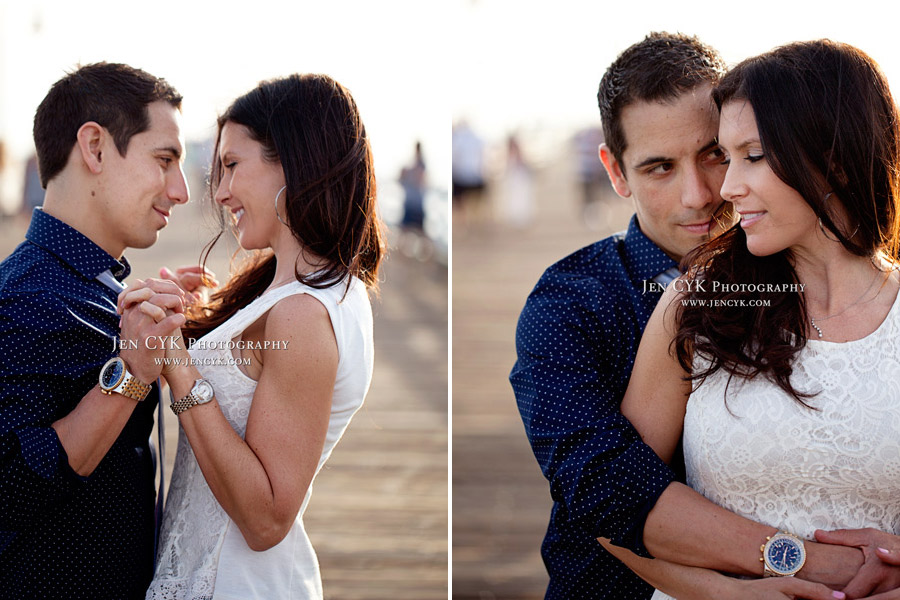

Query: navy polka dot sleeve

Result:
[0,209,157,599]
[510,215,683,599]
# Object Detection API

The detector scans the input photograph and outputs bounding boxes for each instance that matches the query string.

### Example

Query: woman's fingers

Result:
[139,301,168,324]
[118,278,186,314]
[118,287,155,313]
[116,279,185,314]
[876,547,900,566]
[122,291,184,314]
[159,264,220,292]
[176,265,219,287]
[178,271,219,291]
[778,578,844,599]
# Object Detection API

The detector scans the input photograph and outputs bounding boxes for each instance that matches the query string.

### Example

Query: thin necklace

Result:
[808,273,880,338]
[263,275,299,295]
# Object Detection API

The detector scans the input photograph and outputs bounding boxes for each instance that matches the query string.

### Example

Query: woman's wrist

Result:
[163,361,202,399]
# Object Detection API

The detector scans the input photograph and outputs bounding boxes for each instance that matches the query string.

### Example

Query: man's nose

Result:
[681,165,714,209]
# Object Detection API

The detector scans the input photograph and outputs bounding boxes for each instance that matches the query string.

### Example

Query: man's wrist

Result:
[99,356,154,401]
[118,352,159,385]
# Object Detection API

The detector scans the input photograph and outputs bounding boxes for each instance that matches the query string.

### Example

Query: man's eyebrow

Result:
[155,145,183,160]
[633,155,672,170]
[632,138,722,170]
[698,138,719,155]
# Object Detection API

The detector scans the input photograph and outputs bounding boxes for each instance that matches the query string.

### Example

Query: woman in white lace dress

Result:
[612,41,900,599]
[121,74,384,600]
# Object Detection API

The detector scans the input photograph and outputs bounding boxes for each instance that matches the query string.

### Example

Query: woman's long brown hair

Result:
[183,74,386,341]
[673,40,900,405]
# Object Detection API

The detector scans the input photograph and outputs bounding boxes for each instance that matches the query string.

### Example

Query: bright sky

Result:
[3,1,896,214]
[456,0,900,143]
[0,0,448,201]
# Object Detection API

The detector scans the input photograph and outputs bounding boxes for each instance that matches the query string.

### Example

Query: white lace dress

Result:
[146,278,374,600]
[653,291,900,599]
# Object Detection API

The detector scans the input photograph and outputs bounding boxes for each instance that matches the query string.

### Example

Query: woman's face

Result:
[718,100,820,257]
[214,121,288,250]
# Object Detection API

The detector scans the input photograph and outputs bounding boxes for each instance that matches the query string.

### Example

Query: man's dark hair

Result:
[33,62,183,187]
[598,32,725,165]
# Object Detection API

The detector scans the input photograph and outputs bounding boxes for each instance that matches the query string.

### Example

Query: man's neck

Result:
[42,187,125,259]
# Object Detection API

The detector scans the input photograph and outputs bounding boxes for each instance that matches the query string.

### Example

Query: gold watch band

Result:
[118,373,153,401]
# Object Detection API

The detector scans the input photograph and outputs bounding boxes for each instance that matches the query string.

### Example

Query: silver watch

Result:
[170,379,215,415]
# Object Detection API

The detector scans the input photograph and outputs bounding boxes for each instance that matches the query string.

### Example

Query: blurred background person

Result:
[452,119,487,227]
[397,141,435,261]
[499,134,534,228]
[21,153,44,221]
[400,141,427,232]
[573,126,614,230]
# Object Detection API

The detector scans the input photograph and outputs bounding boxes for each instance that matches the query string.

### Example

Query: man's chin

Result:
[130,231,161,250]
[675,233,712,259]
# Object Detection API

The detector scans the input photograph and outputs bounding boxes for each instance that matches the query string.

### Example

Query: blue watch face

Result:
[102,359,125,388]
[767,538,803,572]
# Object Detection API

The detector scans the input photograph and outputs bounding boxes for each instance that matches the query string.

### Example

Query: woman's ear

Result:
[75,121,106,175]
[599,143,632,199]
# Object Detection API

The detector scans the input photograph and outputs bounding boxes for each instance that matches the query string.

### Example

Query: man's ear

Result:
[75,122,106,175]
[599,143,632,199]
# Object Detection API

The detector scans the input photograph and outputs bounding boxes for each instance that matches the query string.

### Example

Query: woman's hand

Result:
[159,265,219,305]
[117,278,186,318]
[729,577,844,600]
[815,529,900,598]
[117,278,190,377]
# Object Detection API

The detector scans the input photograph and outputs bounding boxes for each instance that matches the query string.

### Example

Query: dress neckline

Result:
[806,279,900,347]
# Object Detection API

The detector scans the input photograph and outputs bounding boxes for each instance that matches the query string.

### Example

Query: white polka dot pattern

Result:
[510,215,681,599]
[0,208,157,599]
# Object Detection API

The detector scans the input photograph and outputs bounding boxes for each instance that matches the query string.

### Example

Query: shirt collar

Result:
[622,214,679,283]
[25,208,131,282]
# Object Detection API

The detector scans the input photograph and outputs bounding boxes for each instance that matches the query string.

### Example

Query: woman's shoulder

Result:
[267,277,371,333]
[266,288,332,333]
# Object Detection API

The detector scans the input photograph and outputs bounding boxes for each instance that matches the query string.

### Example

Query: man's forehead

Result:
[144,102,185,150]
[620,93,719,166]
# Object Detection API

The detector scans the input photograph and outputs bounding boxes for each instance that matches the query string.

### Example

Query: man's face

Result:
[97,100,189,255]
[601,85,731,260]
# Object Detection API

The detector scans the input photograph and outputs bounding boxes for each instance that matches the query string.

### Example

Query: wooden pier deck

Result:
[0,198,449,600]
[452,154,631,599]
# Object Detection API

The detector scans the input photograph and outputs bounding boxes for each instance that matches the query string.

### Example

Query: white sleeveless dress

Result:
[146,278,374,600]
[652,291,900,599]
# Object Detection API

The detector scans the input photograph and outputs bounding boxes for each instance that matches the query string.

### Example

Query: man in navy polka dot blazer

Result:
[511,32,874,598]
[0,63,190,599]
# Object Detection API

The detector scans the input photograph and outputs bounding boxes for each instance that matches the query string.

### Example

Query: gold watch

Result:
[98,357,152,401]
[760,531,807,577]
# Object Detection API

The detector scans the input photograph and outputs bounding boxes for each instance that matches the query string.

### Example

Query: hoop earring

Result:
[817,217,840,242]
[817,191,859,241]
[274,185,289,227]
